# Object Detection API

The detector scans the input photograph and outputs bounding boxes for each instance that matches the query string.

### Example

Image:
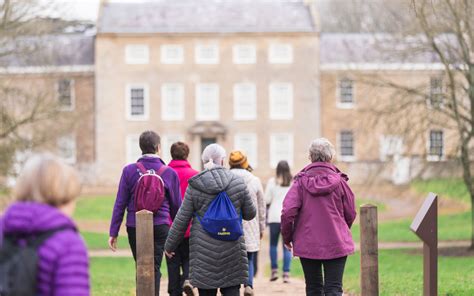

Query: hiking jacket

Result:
[109,155,182,237]
[164,166,256,289]
[0,202,90,295]
[230,168,266,252]
[168,159,199,238]
[265,177,291,224]
[281,162,356,260]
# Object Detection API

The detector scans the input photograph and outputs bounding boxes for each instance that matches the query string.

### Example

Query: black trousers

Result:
[198,285,240,296]
[166,238,190,296]
[300,256,347,296]
[127,225,169,296]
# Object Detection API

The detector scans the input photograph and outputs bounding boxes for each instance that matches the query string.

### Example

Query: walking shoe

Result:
[244,286,254,296]
[270,269,278,281]
[183,280,195,296]
[283,272,290,283]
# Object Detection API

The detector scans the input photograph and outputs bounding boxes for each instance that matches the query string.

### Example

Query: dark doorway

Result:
[201,137,217,169]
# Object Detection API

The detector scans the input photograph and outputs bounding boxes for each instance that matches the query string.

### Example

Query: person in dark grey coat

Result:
[165,144,257,296]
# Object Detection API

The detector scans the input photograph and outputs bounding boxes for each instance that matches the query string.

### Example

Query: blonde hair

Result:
[14,154,81,206]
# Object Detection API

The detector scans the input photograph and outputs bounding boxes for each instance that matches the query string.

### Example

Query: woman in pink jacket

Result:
[168,142,199,296]
[281,138,356,296]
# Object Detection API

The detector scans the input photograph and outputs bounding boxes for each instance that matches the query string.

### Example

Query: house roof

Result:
[0,34,94,68]
[320,33,442,67]
[98,0,316,34]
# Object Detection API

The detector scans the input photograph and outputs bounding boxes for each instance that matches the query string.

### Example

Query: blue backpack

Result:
[196,191,243,241]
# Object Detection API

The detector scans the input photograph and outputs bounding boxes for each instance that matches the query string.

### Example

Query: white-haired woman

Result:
[165,144,256,296]
[281,138,356,296]
[0,154,90,295]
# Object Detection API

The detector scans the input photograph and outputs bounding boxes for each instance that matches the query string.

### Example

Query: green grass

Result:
[90,257,168,296]
[412,178,471,204]
[81,232,129,250]
[288,249,474,295]
[74,195,115,221]
[356,198,386,212]
[351,211,471,242]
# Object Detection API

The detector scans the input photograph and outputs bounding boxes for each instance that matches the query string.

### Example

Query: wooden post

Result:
[136,210,154,296]
[360,204,379,296]
[410,193,438,296]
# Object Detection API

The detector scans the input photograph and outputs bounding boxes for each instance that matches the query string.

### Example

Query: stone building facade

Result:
[94,1,320,185]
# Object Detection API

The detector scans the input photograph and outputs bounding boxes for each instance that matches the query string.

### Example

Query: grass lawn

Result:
[90,257,168,296]
[81,232,129,250]
[75,195,115,221]
[288,249,474,295]
[351,211,471,242]
[412,178,471,204]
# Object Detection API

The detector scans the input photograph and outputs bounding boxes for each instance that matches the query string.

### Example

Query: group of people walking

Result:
[0,130,356,296]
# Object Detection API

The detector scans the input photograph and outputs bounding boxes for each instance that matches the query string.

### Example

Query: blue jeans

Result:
[246,252,257,288]
[269,223,291,272]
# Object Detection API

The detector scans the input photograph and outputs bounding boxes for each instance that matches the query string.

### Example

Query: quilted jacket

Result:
[164,166,257,289]
[230,168,266,252]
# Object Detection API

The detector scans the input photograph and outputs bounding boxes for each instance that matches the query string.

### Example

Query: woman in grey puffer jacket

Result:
[165,144,256,296]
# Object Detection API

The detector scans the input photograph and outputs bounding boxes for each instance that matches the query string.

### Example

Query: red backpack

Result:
[134,162,168,213]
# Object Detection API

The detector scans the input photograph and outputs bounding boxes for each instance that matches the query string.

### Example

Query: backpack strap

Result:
[136,162,148,174]
[28,226,74,249]
[156,165,168,176]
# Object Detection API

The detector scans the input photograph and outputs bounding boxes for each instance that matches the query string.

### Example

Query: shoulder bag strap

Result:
[136,162,148,174]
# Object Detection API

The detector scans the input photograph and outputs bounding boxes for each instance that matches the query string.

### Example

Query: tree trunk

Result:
[471,193,474,250]
[459,142,474,249]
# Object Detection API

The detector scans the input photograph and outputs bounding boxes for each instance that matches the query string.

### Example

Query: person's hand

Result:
[284,242,293,252]
[108,237,118,252]
[260,232,264,240]
[164,250,175,259]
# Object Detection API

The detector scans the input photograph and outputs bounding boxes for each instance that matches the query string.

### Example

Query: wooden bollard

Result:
[136,210,154,296]
[360,204,379,296]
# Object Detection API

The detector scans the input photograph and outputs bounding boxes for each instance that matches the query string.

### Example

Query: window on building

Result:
[161,134,185,163]
[126,134,141,164]
[126,84,149,120]
[161,45,184,64]
[268,43,293,64]
[428,130,444,160]
[57,79,74,111]
[233,83,256,120]
[234,133,258,168]
[337,78,354,107]
[125,44,149,64]
[233,44,256,64]
[380,135,403,161]
[269,83,293,120]
[57,134,76,164]
[339,130,355,161]
[270,133,293,168]
[429,77,444,108]
[161,83,184,120]
[195,44,219,64]
[196,83,219,120]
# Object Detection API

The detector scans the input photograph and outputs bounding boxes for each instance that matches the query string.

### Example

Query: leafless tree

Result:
[348,0,474,248]
[0,0,79,187]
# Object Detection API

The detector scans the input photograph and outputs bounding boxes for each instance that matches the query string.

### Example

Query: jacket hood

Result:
[188,166,233,195]
[230,168,254,184]
[295,162,348,196]
[1,202,76,236]
[168,159,192,169]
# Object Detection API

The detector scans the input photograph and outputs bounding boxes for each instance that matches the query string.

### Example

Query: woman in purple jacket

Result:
[0,154,89,296]
[281,138,356,296]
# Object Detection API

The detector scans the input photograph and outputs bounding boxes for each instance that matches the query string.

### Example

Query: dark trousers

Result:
[300,256,347,296]
[166,238,190,296]
[127,225,169,296]
[198,285,240,296]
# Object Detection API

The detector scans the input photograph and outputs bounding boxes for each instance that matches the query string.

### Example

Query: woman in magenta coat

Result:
[281,138,356,296]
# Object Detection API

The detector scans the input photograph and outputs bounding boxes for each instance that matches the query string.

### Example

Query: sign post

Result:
[410,193,438,296]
